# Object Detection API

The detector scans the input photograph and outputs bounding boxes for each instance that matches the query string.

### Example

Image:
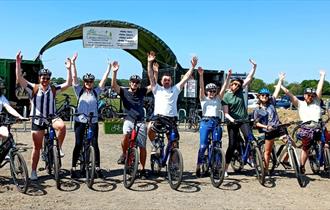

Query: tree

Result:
[249,78,266,92]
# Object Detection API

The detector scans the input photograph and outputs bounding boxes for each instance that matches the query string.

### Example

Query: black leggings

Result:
[225,122,251,164]
[72,122,100,168]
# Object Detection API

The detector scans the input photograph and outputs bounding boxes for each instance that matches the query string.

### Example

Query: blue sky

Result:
[1,0,329,84]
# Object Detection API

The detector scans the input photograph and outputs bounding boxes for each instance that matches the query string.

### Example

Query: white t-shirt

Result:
[298,98,321,123]
[153,84,181,117]
[0,95,9,113]
[200,96,221,117]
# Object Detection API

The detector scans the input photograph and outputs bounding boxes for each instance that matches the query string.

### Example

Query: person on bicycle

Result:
[221,59,257,177]
[70,53,110,179]
[111,60,152,179]
[195,67,232,177]
[253,73,286,177]
[147,51,198,154]
[15,51,72,181]
[281,70,326,174]
[0,78,27,142]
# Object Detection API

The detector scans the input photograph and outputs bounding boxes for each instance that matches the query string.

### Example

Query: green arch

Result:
[37,20,180,70]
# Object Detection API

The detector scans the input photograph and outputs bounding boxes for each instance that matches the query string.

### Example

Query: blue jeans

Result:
[197,118,222,165]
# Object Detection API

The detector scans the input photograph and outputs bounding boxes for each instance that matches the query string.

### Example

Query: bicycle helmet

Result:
[38,68,52,77]
[304,88,316,94]
[258,88,270,95]
[83,73,95,81]
[129,75,141,82]
[205,83,217,91]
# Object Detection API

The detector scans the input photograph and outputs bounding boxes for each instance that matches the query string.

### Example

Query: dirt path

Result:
[0,122,329,210]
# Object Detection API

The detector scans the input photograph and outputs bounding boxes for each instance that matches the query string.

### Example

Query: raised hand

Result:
[71,52,78,63]
[148,51,156,62]
[320,70,326,77]
[279,72,286,80]
[191,56,198,68]
[112,61,119,72]
[197,67,203,75]
[16,51,23,63]
[228,69,232,77]
[153,62,159,73]
[65,58,71,69]
[249,59,257,68]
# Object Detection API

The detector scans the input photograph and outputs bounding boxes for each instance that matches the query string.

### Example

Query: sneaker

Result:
[71,168,79,179]
[59,148,65,158]
[96,167,104,179]
[117,154,126,165]
[224,171,229,178]
[300,165,306,174]
[281,161,292,169]
[30,170,38,181]
[139,169,147,180]
[196,166,201,178]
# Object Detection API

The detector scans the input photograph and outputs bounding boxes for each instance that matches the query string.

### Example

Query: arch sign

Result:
[83,27,138,49]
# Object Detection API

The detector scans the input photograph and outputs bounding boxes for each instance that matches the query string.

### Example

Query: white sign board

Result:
[83,27,138,49]
[184,79,197,98]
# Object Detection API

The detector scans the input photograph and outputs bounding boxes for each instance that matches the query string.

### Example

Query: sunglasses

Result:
[208,90,216,93]
[41,77,50,81]
[131,80,140,84]
[306,94,315,98]
[260,94,269,97]
[84,80,94,83]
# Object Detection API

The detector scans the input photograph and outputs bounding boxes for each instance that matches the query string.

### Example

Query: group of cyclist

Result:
[2,49,325,183]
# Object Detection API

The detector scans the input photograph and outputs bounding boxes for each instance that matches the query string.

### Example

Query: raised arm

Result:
[219,69,232,99]
[316,70,326,99]
[111,61,120,94]
[198,67,205,100]
[146,61,159,93]
[59,57,73,91]
[4,103,25,119]
[71,53,79,85]
[281,85,299,108]
[177,56,198,89]
[242,59,257,88]
[99,60,111,89]
[273,72,285,99]
[15,51,29,88]
[147,51,156,90]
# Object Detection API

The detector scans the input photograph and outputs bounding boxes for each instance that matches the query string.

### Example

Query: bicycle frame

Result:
[206,124,223,168]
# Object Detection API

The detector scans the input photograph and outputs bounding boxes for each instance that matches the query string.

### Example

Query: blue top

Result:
[253,96,280,133]
[120,87,147,122]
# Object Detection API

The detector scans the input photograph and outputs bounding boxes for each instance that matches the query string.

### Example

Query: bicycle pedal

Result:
[38,167,46,171]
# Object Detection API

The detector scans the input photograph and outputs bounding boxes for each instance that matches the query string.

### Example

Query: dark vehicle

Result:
[276,95,291,109]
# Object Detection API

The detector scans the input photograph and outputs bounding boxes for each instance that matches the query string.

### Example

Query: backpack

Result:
[32,84,57,98]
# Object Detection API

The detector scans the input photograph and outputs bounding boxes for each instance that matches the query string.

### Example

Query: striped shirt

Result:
[26,83,62,125]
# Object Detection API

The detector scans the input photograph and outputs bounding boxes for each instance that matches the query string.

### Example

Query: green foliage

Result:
[249,78,266,92]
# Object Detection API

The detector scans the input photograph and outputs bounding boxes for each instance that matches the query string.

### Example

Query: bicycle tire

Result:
[252,147,265,185]
[150,154,161,175]
[192,115,201,132]
[123,147,139,189]
[308,145,320,174]
[324,148,330,177]
[230,149,244,172]
[167,148,183,190]
[86,146,96,188]
[200,147,209,177]
[210,147,225,188]
[52,145,60,190]
[10,152,29,193]
[288,148,303,187]
[291,125,303,148]
[100,106,117,120]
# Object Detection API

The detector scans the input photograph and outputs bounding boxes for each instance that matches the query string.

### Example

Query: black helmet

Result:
[38,68,52,77]
[129,75,141,82]
[83,73,95,81]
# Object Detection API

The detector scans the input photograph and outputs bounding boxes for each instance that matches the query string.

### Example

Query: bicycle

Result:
[230,119,265,185]
[258,121,304,187]
[0,114,29,193]
[73,112,97,188]
[98,95,118,120]
[186,108,201,132]
[123,119,143,189]
[30,114,63,189]
[56,93,76,121]
[292,117,330,177]
[150,115,183,190]
[199,117,226,188]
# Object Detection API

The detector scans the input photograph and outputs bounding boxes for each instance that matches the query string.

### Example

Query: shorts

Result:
[123,120,147,148]
[264,126,287,140]
[297,126,321,151]
[31,123,47,131]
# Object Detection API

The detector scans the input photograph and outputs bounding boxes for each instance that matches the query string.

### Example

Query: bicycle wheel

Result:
[100,106,117,120]
[150,154,161,175]
[10,152,29,193]
[231,149,244,172]
[123,147,139,189]
[192,116,201,132]
[86,146,96,188]
[252,147,265,185]
[308,145,320,174]
[167,148,183,190]
[210,147,225,188]
[52,145,61,189]
[324,148,330,177]
[288,148,303,187]
[291,125,303,148]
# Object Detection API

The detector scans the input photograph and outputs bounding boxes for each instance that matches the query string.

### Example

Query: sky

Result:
[0,0,329,84]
